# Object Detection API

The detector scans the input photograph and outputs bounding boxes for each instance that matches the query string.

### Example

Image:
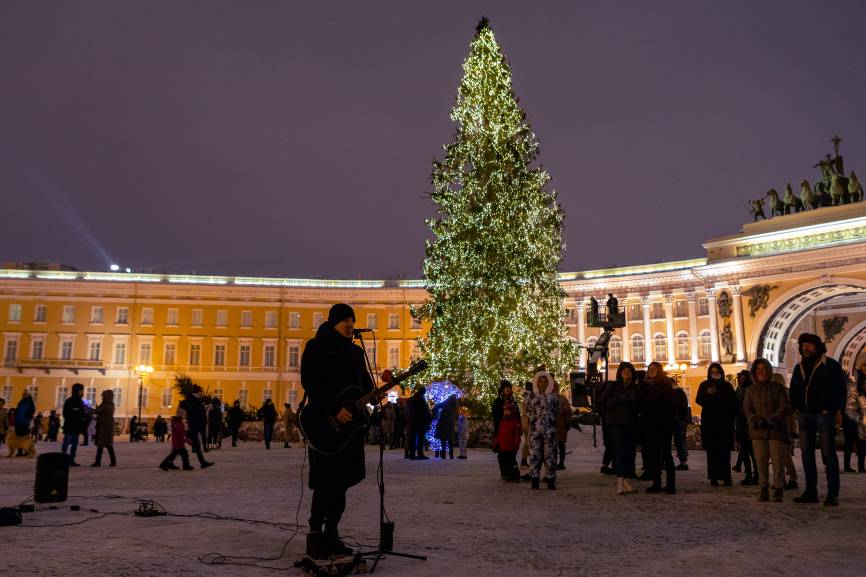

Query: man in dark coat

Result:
[300,303,374,559]
[227,400,244,447]
[14,390,35,437]
[638,363,678,494]
[407,385,431,459]
[258,398,278,449]
[178,384,213,469]
[696,363,739,485]
[788,333,847,506]
[61,383,86,466]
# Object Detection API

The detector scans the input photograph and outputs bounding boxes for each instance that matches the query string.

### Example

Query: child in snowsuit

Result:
[159,416,192,471]
[526,370,559,490]
[456,409,469,459]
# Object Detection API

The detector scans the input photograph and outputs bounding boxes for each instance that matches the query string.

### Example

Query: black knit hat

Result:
[797,332,827,356]
[328,303,355,325]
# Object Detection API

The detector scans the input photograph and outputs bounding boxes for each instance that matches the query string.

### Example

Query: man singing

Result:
[301,303,374,559]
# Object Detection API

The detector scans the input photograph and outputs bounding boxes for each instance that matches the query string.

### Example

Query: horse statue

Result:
[800,179,818,210]
[749,198,767,222]
[766,188,785,217]
[849,171,863,203]
[782,183,803,214]
[830,172,850,206]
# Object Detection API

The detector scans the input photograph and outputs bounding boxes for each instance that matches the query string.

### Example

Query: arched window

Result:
[586,336,598,351]
[699,330,712,359]
[676,331,690,360]
[653,333,667,361]
[609,336,622,364]
[631,335,645,363]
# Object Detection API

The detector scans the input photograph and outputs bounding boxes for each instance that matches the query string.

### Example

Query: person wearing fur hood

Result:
[525,370,560,490]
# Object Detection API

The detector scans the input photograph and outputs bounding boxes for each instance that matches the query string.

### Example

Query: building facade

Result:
[4,202,866,420]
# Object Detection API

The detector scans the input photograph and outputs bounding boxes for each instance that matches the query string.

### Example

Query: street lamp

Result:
[136,364,153,427]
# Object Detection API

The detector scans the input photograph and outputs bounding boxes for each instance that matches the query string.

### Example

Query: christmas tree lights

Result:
[415,18,578,403]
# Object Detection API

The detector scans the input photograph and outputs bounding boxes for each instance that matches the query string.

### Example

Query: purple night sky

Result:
[1,1,865,278]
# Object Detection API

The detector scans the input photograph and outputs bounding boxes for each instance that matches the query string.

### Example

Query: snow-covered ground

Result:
[2,428,865,577]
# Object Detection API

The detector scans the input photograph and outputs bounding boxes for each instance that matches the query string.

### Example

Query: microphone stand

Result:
[356,333,427,573]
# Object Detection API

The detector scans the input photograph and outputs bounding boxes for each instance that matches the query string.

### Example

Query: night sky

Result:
[2,1,865,279]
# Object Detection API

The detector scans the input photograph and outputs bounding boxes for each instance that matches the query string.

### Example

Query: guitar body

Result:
[298,386,370,456]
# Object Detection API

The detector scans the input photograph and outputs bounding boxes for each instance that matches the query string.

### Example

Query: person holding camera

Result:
[743,358,790,502]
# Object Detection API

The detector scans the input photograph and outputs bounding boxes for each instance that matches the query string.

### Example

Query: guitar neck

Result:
[353,360,428,408]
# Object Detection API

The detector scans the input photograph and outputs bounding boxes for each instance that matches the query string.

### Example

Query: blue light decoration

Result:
[424,380,464,452]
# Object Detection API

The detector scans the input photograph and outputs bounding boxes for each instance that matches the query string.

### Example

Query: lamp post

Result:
[136,364,153,425]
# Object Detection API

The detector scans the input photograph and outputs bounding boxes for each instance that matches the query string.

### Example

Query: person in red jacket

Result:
[159,416,193,471]
[492,380,521,482]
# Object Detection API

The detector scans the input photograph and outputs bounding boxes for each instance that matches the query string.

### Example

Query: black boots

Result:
[307,530,353,559]
[773,488,783,502]
[325,529,353,556]
[531,477,540,490]
[759,487,770,502]
[306,532,328,559]
[545,478,556,490]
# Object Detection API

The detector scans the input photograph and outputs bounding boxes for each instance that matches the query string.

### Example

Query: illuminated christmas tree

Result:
[415,17,577,402]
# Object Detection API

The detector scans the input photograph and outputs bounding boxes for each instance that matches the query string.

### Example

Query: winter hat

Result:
[531,371,556,395]
[328,303,355,325]
[797,332,827,356]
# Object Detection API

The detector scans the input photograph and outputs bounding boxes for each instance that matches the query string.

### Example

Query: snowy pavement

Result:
[2,428,865,577]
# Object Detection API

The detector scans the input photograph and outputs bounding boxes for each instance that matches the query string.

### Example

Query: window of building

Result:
[262,389,273,403]
[191,309,203,327]
[137,386,149,409]
[264,344,275,368]
[388,344,400,368]
[238,389,248,408]
[214,344,226,367]
[2,384,13,403]
[287,389,298,406]
[411,315,421,330]
[26,385,39,404]
[288,345,300,369]
[289,312,301,329]
[85,386,96,406]
[239,344,251,367]
[113,342,126,365]
[609,336,622,364]
[365,344,376,367]
[62,305,75,324]
[216,310,228,327]
[112,387,123,408]
[189,344,201,366]
[366,313,378,329]
[116,307,128,324]
[586,336,598,351]
[162,388,173,408]
[139,343,152,364]
[388,313,399,330]
[265,311,277,329]
[4,339,18,363]
[651,302,664,320]
[699,330,712,359]
[34,304,47,323]
[31,338,44,360]
[629,304,643,321]
[212,388,224,402]
[141,307,154,325]
[60,339,73,360]
[313,313,324,328]
[241,310,252,328]
[676,331,690,360]
[164,343,176,365]
[653,334,667,360]
[56,386,68,408]
[88,340,101,361]
[90,306,104,324]
[409,341,419,362]
[698,298,709,316]
[8,304,22,323]
[166,308,179,326]
[674,300,688,318]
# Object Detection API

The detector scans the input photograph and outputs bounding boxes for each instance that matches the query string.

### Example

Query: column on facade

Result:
[731,286,747,363]
[706,288,720,363]
[664,293,676,365]
[642,296,653,364]
[577,299,587,370]
[687,292,699,366]
[620,297,631,363]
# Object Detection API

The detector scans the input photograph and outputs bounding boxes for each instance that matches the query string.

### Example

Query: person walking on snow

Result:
[91,389,117,467]
[526,370,559,490]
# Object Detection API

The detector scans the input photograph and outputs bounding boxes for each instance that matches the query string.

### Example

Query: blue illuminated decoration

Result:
[424,380,464,451]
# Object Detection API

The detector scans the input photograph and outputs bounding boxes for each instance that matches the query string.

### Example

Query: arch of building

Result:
[749,276,866,369]
[833,318,866,375]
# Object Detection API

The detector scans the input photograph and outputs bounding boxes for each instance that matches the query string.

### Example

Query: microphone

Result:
[353,328,374,338]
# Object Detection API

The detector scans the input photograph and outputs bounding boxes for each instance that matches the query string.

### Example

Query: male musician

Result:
[301,303,374,559]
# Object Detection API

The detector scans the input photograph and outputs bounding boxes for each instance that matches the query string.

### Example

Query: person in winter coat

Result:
[788,333,847,506]
[845,366,866,473]
[227,400,244,447]
[456,407,469,459]
[491,380,521,481]
[671,384,691,470]
[555,391,572,470]
[526,371,560,490]
[91,389,117,467]
[207,397,223,450]
[771,373,800,490]
[434,395,458,459]
[638,362,678,494]
[81,404,93,446]
[696,363,739,486]
[152,415,167,443]
[46,410,60,442]
[520,382,531,468]
[407,386,431,460]
[283,403,297,448]
[128,415,138,442]
[596,378,616,475]
[0,398,7,446]
[14,389,35,437]
[743,358,790,502]
[159,415,193,471]
[599,362,640,495]
[380,401,396,449]
[178,384,213,469]
[31,413,43,441]
[61,383,86,466]
[733,370,759,485]
[258,398,278,449]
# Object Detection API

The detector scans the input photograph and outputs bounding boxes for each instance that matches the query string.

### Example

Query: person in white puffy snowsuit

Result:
[525,370,560,490]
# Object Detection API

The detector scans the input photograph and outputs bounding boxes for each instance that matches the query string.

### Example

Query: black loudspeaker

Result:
[34,452,70,503]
